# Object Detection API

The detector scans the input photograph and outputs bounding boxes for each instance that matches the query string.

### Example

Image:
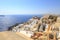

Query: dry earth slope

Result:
[0,31,33,40]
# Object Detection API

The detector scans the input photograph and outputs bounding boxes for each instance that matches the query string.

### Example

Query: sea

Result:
[0,15,42,31]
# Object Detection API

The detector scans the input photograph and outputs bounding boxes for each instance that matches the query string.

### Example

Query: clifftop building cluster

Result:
[8,15,60,40]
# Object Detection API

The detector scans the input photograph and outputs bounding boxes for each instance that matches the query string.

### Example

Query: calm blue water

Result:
[0,15,42,31]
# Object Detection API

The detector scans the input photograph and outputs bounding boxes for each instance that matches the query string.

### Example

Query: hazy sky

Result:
[0,0,60,15]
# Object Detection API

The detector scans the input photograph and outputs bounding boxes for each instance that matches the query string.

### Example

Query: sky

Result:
[0,0,60,15]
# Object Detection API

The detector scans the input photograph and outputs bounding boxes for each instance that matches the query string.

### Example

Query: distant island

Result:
[0,15,5,17]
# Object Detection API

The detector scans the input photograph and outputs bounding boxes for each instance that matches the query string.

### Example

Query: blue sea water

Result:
[0,15,42,31]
